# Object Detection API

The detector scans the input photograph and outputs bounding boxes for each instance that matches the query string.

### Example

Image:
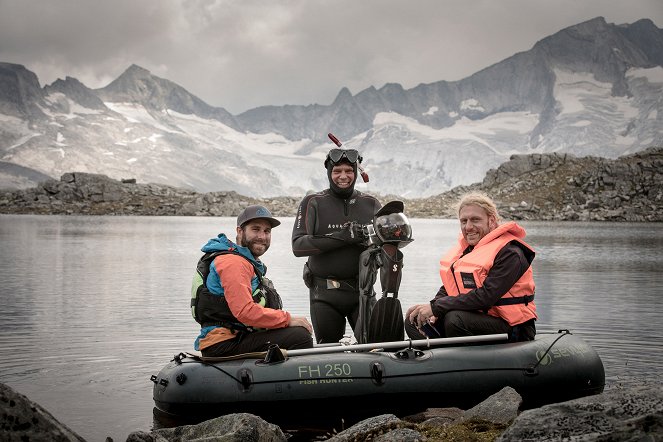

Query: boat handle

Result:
[371,362,384,385]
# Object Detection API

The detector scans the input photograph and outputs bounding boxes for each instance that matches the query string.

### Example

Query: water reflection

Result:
[0,215,661,441]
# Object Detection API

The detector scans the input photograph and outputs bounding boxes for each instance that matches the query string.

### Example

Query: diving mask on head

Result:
[326,148,362,164]
[326,133,369,183]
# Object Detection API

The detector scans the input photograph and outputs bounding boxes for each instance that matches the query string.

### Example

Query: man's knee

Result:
[443,310,468,337]
[289,326,314,349]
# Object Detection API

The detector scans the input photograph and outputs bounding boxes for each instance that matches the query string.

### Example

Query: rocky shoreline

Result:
[1,147,662,222]
[2,380,662,441]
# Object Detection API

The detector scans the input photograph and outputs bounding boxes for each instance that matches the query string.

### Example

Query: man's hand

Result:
[343,221,366,244]
[326,221,365,244]
[406,303,435,328]
[289,315,313,334]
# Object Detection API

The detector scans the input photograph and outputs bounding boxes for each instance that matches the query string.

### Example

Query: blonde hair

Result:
[456,191,501,223]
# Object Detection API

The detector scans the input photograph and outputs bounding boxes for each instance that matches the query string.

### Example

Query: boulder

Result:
[497,384,663,441]
[0,382,86,442]
[324,414,403,441]
[460,386,522,426]
[130,413,287,442]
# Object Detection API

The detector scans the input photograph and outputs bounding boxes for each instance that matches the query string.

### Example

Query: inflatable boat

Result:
[151,330,604,428]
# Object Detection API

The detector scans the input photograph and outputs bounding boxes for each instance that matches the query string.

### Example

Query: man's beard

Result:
[241,237,269,257]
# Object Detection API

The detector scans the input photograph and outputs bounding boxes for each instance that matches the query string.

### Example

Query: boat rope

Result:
[524,330,571,374]
[182,358,248,385]
[166,352,251,386]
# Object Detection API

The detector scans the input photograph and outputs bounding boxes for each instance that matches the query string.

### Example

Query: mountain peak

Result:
[124,64,152,78]
[332,87,353,104]
[0,62,46,118]
[95,64,158,101]
[94,63,236,125]
[44,76,106,110]
[573,16,608,31]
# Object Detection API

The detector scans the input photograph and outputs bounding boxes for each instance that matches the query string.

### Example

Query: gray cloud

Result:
[1,0,661,114]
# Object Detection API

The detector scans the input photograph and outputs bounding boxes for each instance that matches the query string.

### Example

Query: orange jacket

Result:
[197,254,291,350]
[439,222,537,326]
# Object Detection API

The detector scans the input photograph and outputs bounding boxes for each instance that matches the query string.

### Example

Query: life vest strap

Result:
[493,294,535,306]
[201,321,253,334]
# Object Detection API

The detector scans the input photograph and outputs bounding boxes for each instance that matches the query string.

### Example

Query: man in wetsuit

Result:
[292,148,382,344]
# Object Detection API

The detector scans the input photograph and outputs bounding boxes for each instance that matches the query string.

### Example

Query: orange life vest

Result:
[439,222,537,326]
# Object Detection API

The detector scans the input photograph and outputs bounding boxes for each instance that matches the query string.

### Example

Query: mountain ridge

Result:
[1,16,662,198]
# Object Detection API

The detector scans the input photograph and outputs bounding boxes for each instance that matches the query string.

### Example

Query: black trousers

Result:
[309,282,359,345]
[201,326,313,357]
[405,310,535,342]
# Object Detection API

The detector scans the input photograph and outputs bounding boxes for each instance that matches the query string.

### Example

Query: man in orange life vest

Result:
[405,192,537,342]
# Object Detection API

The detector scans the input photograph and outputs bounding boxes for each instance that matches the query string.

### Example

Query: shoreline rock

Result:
[2,381,662,441]
[1,148,661,221]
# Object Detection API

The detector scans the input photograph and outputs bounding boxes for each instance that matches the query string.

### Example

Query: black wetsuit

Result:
[292,188,381,344]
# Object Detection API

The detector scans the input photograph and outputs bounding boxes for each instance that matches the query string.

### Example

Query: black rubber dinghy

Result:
[152,330,604,430]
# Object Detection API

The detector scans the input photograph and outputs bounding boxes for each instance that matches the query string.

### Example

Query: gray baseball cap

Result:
[236,205,281,228]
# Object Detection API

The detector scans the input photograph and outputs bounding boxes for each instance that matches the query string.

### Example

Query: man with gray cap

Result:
[192,205,313,357]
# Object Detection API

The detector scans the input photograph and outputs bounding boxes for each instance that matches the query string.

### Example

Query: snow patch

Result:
[626,66,663,84]
[616,134,637,145]
[0,114,22,123]
[372,110,538,151]
[423,106,438,116]
[44,92,102,117]
[49,148,65,158]
[55,132,67,146]
[460,98,485,112]
[553,69,638,119]
[0,115,42,151]
[6,133,41,150]
[105,102,175,132]
[166,108,311,158]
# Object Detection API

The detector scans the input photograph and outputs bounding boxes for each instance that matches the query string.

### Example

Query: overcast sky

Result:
[1,0,661,115]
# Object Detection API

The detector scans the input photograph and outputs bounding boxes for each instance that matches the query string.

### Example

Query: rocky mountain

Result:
[0,17,662,198]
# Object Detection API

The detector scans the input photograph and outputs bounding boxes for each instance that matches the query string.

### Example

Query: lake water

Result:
[1,215,662,441]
